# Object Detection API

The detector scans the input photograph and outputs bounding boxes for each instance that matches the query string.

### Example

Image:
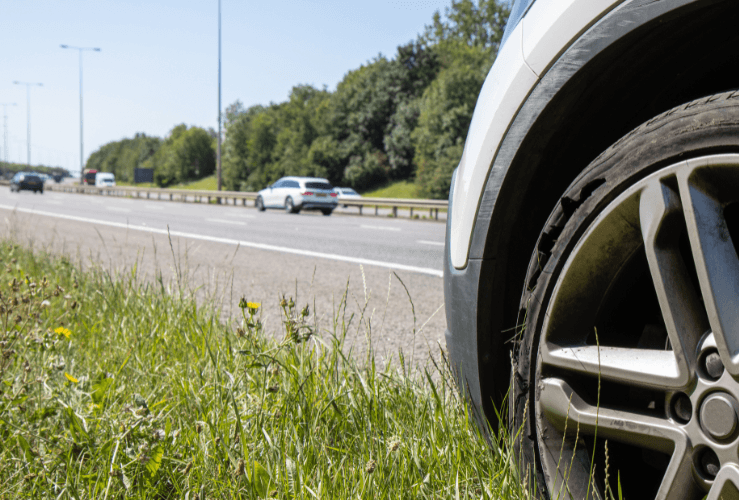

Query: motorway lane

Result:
[0,187,446,276]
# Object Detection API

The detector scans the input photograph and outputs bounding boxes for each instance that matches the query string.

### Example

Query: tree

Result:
[413,43,493,198]
[146,125,216,187]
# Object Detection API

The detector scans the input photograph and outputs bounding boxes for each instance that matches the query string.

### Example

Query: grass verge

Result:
[0,241,525,499]
[362,181,421,199]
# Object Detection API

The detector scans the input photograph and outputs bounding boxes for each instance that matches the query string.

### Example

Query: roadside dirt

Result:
[1,208,447,371]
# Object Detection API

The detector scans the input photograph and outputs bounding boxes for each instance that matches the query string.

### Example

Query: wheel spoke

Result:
[540,378,702,499]
[539,378,685,454]
[639,179,707,386]
[707,466,739,500]
[678,168,739,375]
[542,343,681,389]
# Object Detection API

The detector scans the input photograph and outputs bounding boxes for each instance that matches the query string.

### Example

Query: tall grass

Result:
[0,240,527,499]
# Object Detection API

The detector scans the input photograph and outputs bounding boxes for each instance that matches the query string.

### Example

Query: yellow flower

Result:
[55,327,72,339]
[246,302,260,311]
[64,373,79,384]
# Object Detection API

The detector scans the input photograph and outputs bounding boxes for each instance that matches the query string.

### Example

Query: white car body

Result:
[257,176,337,214]
[334,187,361,206]
[95,172,116,187]
[450,0,624,269]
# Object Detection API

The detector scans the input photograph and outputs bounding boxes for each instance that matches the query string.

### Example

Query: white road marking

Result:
[360,225,401,232]
[0,204,442,278]
[418,240,444,246]
[107,206,131,213]
[206,218,247,226]
[224,213,255,219]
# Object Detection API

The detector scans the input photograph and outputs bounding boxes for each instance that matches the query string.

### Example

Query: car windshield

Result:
[305,182,333,191]
[341,189,357,194]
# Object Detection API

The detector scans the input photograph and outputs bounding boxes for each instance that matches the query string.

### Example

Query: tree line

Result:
[85,0,509,198]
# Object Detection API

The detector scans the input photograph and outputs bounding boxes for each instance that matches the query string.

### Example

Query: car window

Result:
[305,182,333,191]
[286,180,300,188]
[272,180,284,188]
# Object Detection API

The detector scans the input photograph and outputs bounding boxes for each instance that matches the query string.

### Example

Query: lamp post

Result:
[217,0,222,194]
[0,103,16,174]
[12,81,42,166]
[60,45,100,184]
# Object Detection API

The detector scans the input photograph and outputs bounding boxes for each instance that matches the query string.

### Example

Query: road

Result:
[1,187,445,276]
[0,187,448,368]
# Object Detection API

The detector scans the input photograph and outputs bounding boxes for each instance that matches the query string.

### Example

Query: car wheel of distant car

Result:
[285,196,298,214]
[256,196,265,212]
[321,208,332,216]
[39,188,43,194]
[512,93,739,500]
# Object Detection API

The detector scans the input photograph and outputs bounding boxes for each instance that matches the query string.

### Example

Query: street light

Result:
[217,0,222,194]
[0,102,17,172]
[12,81,42,166]
[60,44,101,184]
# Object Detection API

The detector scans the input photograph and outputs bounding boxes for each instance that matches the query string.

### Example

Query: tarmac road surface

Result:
[0,187,448,369]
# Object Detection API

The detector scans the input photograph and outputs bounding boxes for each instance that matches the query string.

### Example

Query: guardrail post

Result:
[393,206,398,218]
[375,205,378,216]
[170,193,173,201]
[359,205,363,215]
[435,209,439,220]
[410,207,413,218]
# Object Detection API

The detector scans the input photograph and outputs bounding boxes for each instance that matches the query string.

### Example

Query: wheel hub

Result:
[700,393,738,441]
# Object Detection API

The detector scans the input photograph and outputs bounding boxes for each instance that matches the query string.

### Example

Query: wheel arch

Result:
[457,0,739,426]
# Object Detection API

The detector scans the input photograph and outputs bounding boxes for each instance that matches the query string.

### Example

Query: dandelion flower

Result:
[64,373,79,384]
[55,327,72,339]
[247,302,260,310]
[40,300,51,309]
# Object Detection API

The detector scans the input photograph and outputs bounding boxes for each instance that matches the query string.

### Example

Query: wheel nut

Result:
[701,449,720,478]
[704,352,724,380]
[672,393,693,423]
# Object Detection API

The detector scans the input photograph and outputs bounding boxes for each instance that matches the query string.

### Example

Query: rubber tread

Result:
[511,90,739,497]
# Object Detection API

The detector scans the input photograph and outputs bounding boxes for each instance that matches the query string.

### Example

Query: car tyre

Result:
[285,196,299,214]
[321,208,333,216]
[256,196,265,212]
[512,92,739,500]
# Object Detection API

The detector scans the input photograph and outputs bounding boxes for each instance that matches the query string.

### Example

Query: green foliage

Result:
[220,0,507,197]
[413,43,494,199]
[146,124,216,187]
[0,241,532,499]
[1,163,68,179]
[83,0,509,198]
[85,133,161,183]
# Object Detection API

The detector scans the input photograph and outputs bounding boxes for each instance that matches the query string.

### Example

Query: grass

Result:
[362,181,421,199]
[0,241,529,499]
[176,175,218,191]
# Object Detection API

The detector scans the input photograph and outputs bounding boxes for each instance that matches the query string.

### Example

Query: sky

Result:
[1,0,452,174]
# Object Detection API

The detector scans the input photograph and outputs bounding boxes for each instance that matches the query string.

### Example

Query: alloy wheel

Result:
[533,154,739,499]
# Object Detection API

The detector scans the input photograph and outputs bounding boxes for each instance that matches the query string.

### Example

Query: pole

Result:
[0,103,16,170]
[79,49,84,182]
[61,45,100,183]
[13,82,42,167]
[217,0,222,193]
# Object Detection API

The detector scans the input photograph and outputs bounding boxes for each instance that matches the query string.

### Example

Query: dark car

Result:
[10,172,44,193]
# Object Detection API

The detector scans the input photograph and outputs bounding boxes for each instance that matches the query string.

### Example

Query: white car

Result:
[95,172,116,187]
[255,176,337,215]
[445,1,739,498]
[333,187,361,207]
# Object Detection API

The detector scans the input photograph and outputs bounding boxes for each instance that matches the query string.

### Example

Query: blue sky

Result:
[1,0,451,173]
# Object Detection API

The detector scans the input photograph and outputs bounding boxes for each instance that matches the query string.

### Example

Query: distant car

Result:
[333,187,361,208]
[10,172,44,194]
[95,172,116,187]
[256,176,338,215]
